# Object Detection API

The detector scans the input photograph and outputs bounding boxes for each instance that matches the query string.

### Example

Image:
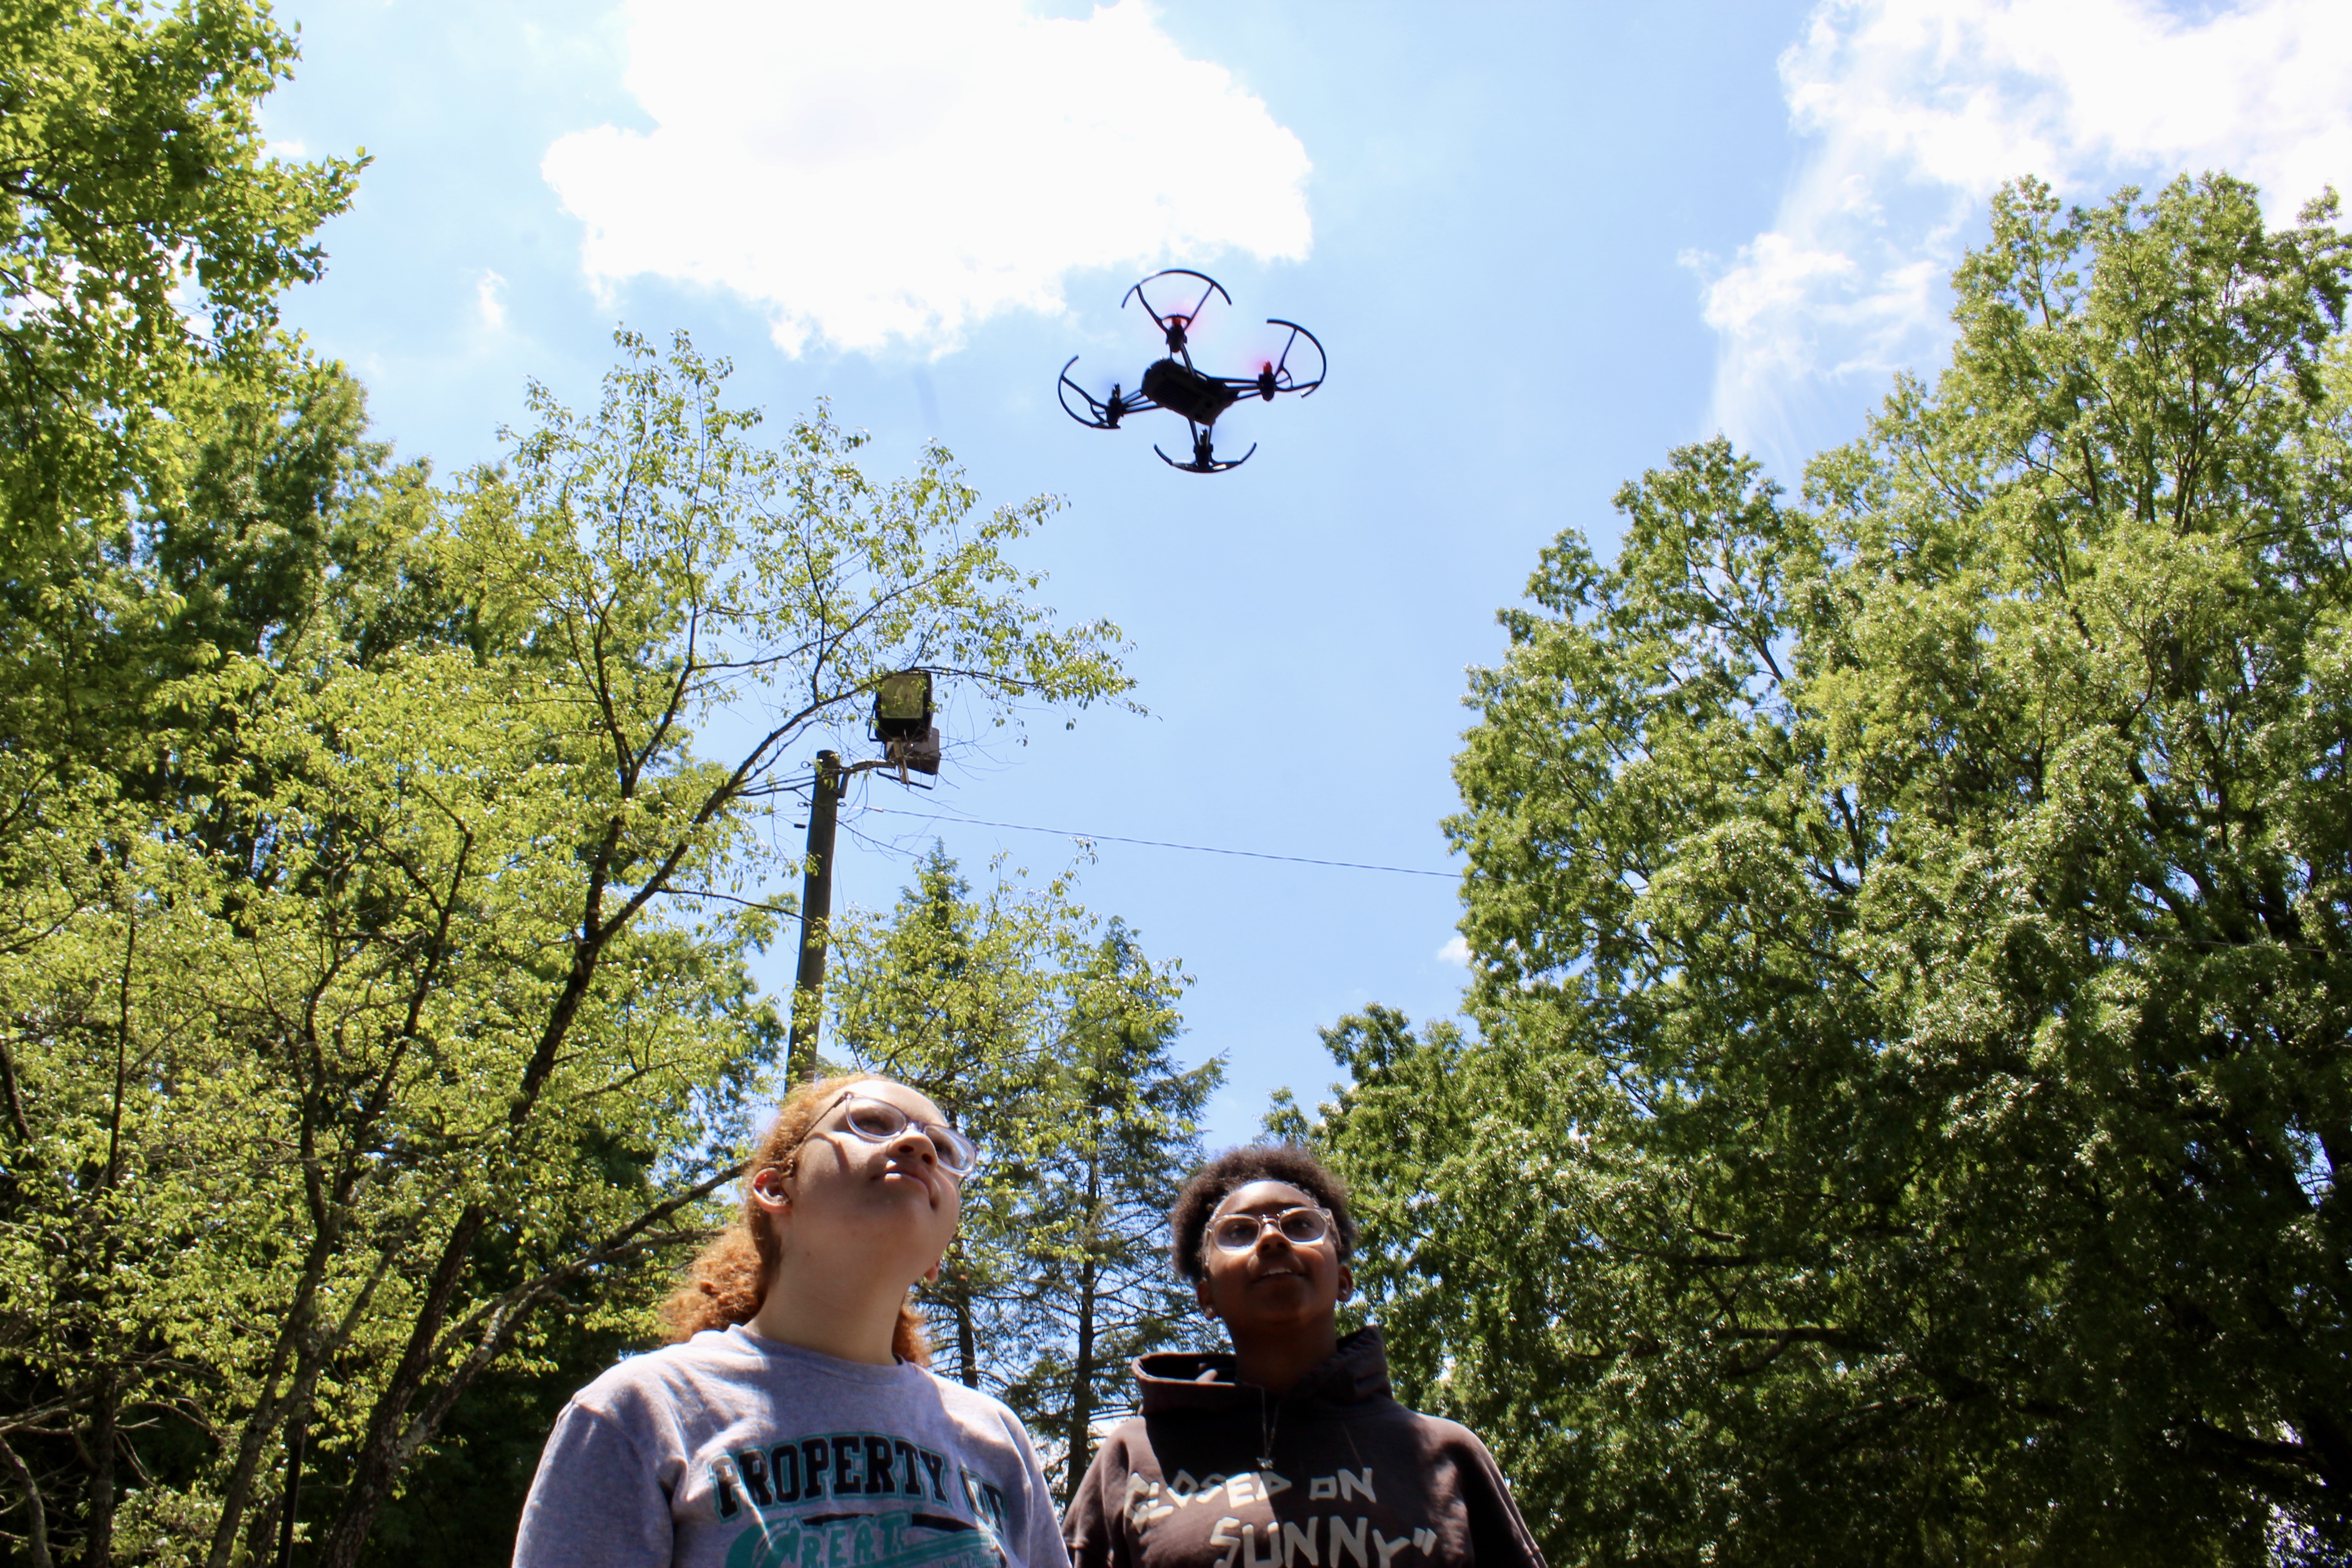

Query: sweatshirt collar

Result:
[719,1323,927,1385]
[1134,1325,1392,1415]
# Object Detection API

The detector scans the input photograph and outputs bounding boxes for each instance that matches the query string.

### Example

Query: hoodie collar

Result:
[1135,1325,1393,1416]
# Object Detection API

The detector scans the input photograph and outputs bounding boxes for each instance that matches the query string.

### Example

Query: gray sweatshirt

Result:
[514,1325,1070,1568]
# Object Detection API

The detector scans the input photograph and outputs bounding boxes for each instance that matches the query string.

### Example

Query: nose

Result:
[885,1124,937,1166]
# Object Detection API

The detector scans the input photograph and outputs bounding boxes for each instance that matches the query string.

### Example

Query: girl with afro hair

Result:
[1065,1145,1543,1568]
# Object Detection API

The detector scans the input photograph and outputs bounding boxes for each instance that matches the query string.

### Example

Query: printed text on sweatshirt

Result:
[514,1326,1069,1568]
[1064,1328,1544,1568]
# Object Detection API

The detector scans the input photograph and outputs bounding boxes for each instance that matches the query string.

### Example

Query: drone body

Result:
[1059,270,1324,473]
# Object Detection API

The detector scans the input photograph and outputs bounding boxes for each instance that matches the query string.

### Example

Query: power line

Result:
[858,805,1457,879]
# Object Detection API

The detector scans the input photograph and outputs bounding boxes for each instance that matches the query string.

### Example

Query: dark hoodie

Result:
[1064,1328,1544,1568]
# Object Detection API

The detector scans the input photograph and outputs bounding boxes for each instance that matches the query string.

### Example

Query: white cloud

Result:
[1436,934,1471,967]
[542,0,1312,358]
[475,269,509,332]
[1695,0,2352,471]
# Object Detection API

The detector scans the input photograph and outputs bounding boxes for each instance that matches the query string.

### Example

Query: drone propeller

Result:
[1057,355,1159,430]
[1124,269,1232,358]
[1195,318,1327,402]
[1155,429,1255,474]
[1256,318,1326,398]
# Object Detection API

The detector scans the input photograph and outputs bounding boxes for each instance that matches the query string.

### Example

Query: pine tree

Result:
[1007,921,1218,1492]
[831,855,1221,1495]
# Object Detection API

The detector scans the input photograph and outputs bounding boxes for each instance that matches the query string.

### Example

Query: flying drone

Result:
[1058,270,1325,473]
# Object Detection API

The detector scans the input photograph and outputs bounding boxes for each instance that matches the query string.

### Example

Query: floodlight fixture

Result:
[872,670,933,740]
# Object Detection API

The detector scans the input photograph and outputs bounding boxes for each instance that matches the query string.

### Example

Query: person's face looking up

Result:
[1194,1179,1352,1340]
[751,1079,966,1274]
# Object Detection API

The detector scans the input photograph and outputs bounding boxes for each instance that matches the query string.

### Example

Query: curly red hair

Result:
[660,1073,931,1365]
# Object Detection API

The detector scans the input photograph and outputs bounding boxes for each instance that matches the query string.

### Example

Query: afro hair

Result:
[1168,1144,1358,1280]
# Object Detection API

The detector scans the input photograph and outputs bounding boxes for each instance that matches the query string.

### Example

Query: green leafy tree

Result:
[1308,174,2352,1565]
[0,0,358,443]
[349,1290,647,1568]
[830,851,1219,1497]
[0,0,363,758]
[0,348,440,1568]
[0,332,1133,1568]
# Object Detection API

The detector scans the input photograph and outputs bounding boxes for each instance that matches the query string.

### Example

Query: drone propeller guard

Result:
[1058,270,1322,474]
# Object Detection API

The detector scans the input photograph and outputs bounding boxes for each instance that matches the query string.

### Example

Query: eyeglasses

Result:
[1209,1205,1333,1253]
[828,1094,980,1179]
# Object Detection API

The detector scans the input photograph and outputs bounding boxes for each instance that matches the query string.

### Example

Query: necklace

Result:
[1256,1390,1280,1472]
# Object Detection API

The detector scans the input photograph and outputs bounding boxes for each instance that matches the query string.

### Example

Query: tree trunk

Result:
[201,1274,326,1568]
[314,892,617,1566]
[0,1432,53,1568]
[1065,1147,1103,1495]
[1067,1253,1099,1496]
[84,1370,117,1568]
[275,1416,307,1568]
[956,1288,980,1391]
[311,1206,487,1568]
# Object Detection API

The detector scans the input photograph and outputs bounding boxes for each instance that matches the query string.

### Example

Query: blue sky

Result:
[261,0,2352,1147]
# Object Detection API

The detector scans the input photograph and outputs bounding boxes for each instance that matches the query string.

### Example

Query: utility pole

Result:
[787,750,845,1082]
[783,673,941,1083]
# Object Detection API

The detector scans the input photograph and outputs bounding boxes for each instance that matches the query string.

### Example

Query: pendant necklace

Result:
[1256,1390,1281,1473]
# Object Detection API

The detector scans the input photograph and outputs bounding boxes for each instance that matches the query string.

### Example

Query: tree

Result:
[0,0,357,495]
[0,332,1134,1567]
[830,848,1220,1497]
[349,1284,648,1568]
[830,844,1081,1389]
[0,350,442,1568]
[1004,919,1217,1494]
[0,0,363,763]
[1307,174,2352,1565]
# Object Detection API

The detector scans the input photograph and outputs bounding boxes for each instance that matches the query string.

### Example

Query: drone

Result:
[1058,270,1325,473]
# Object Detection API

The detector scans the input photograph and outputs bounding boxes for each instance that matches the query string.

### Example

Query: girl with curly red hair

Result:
[515,1074,1065,1568]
